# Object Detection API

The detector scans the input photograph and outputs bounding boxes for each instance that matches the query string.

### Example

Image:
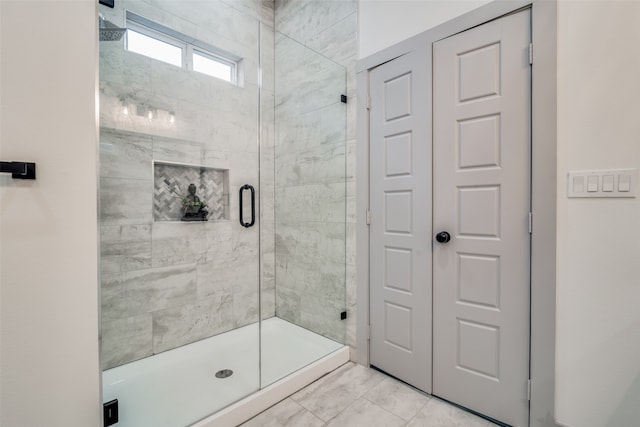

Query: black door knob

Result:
[435,231,451,243]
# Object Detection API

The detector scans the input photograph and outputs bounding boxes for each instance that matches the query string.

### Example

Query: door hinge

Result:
[366,95,371,110]
[529,43,533,65]
[528,212,533,234]
[527,379,532,401]
[103,399,119,427]
[366,209,371,225]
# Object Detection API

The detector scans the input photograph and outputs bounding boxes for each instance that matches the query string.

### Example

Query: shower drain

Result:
[215,369,233,379]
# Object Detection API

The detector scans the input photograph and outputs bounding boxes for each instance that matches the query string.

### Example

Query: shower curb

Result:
[190,346,350,427]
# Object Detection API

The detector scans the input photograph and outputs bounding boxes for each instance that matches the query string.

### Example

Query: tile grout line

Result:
[361,392,431,424]
[310,372,388,425]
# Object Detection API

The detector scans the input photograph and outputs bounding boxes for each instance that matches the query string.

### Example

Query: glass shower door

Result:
[98,1,262,426]
[260,31,347,387]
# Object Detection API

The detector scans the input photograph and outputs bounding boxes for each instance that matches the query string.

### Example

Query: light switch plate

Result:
[568,169,637,198]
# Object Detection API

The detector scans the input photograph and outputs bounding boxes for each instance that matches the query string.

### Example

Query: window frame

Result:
[189,47,237,84]
[125,11,241,85]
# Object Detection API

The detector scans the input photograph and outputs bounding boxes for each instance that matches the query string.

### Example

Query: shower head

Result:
[99,14,126,42]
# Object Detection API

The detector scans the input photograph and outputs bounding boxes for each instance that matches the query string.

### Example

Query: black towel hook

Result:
[0,161,36,180]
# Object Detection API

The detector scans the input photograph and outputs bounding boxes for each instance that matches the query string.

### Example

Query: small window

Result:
[126,28,182,67]
[193,51,234,82]
[125,12,241,85]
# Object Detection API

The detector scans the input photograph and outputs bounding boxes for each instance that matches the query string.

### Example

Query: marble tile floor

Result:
[240,362,501,427]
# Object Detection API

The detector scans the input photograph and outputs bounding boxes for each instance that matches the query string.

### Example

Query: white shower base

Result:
[102,317,346,427]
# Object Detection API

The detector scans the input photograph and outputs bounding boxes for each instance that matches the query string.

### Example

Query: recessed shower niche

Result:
[153,162,229,222]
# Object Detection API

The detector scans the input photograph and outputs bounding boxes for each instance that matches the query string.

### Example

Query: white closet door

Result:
[433,9,531,426]
[369,50,432,393]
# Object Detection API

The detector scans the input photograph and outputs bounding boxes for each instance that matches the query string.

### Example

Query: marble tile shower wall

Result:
[273,0,357,348]
[99,0,275,370]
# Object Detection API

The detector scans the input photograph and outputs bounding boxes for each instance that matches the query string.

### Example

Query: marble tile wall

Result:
[260,18,277,317]
[273,0,357,347]
[99,0,275,369]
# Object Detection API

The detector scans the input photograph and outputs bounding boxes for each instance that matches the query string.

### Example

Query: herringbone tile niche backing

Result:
[153,162,228,221]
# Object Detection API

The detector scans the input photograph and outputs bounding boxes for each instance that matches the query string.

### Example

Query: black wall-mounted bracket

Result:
[341,94,347,104]
[103,399,119,426]
[0,161,36,180]
[99,0,115,8]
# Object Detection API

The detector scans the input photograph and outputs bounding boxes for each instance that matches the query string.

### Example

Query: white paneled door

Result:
[369,50,432,393]
[433,9,531,426]
[370,9,531,426]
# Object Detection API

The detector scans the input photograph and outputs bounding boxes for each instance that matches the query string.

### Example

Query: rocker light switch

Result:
[572,175,584,193]
[587,175,599,192]
[602,175,614,192]
[618,174,631,192]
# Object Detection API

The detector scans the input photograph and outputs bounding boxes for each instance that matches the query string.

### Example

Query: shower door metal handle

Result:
[239,184,255,228]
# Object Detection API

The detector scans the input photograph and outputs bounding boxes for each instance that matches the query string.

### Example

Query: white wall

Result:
[358,0,489,58]
[358,1,640,426]
[0,1,102,426]
[555,1,640,426]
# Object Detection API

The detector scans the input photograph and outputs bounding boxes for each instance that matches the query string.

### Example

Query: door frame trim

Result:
[355,2,558,427]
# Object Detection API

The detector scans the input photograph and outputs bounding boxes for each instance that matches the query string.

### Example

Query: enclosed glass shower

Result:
[98,1,347,426]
